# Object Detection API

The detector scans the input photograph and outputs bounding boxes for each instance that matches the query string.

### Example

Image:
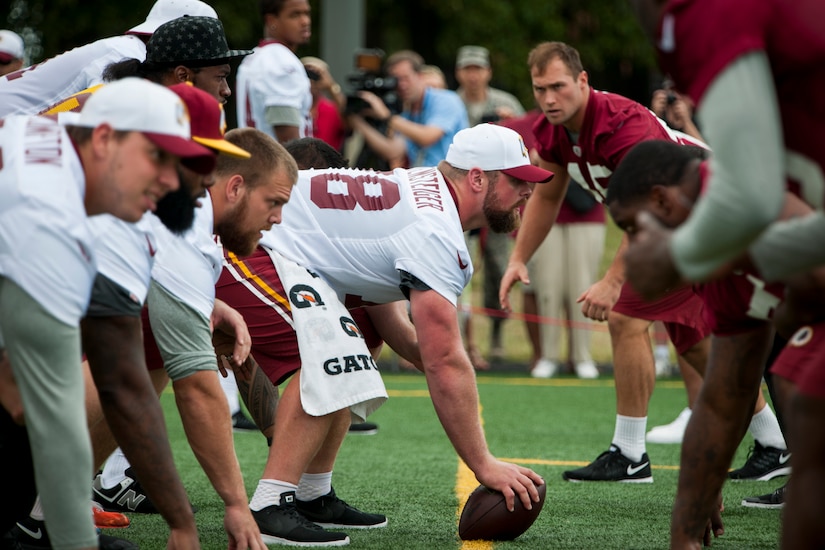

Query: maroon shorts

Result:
[770,322,825,399]
[142,306,163,372]
[215,246,382,385]
[613,282,709,355]
[697,272,785,336]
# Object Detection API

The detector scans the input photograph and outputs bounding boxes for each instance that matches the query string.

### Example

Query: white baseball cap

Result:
[0,30,24,63]
[127,0,218,35]
[75,77,216,174]
[446,123,554,183]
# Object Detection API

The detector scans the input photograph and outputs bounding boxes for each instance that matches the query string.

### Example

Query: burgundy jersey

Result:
[657,0,825,207]
[533,89,702,202]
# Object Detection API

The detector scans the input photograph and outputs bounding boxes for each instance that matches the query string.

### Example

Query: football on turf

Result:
[458,482,546,540]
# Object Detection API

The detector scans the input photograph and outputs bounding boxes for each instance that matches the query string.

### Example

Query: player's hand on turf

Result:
[576,276,621,321]
[476,459,545,512]
[166,525,201,549]
[211,299,252,369]
[702,499,724,547]
[224,504,267,550]
[624,211,682,300]
[499,262,530,312]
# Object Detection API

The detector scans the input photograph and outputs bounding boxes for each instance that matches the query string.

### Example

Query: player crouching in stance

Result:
[0,78,214,549]
[215,124,548,546]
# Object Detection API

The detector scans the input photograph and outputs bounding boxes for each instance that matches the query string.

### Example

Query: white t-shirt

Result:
[235,41,312,139]
[150,196,222,319]
[259,167,472,307]
[0,116,94,325]
[88,213,157,304]
[0,35,147,117]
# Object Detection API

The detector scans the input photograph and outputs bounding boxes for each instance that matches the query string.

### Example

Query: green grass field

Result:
[113,373,783,549]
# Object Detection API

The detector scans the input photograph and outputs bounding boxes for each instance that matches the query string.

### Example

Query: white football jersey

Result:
[150,196,222,319]
[0,35,147,117]
[88,213,157,305]
[0,116,94,325]
[259,167,473,307]
[235,41,312,139]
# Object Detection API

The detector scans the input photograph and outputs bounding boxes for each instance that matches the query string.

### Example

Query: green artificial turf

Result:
[112,373,782,549]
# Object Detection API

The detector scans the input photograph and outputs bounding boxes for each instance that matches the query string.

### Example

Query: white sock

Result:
[249,479,297,511]
[296,472,332,502]
[749,405,787,449]
[220,370,241,415]
[29,496,44,521]
[613,415,647,462]
[101,447,131,489]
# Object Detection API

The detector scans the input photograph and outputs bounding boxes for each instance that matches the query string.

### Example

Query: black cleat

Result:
[347,422,378,435]
[3,516,138,550]
[232,411,259,432]
[296,488,387,529]
[252,491,349,547]
[562,445,653,483]
[729,442,791,481]
[741,483,787,509]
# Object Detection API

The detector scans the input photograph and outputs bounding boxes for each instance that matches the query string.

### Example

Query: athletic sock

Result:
[29,496,44,521]
[219,369,241,415]
[100,447,131,489]
[749,404,787,449]
[296,472,333,502]
[612,415,647,463]
[249,479,297,511]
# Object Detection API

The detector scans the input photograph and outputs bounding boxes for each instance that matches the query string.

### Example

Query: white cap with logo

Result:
[75,78,216,174]
[0,30,24,63]
[446,123,554,183]
[127,0,219,35]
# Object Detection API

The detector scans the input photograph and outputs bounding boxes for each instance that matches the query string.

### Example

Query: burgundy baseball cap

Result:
[168,83,250,158]
[76,78,216,174]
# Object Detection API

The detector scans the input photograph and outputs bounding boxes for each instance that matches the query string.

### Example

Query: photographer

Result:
[650,84,703,142]
[347,49,468,168]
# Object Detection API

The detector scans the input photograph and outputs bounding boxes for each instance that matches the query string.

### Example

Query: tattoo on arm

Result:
[235,354,278,437]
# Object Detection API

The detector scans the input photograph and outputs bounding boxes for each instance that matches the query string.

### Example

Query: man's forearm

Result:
[82,316,195,530]
[750,212,825,282]
[672,52,784,281]
[174,371,249,507]
[672,330,770,543]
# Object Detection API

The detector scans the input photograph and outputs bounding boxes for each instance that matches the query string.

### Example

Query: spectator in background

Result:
[0,30,24,76]
[501,109,605,378]
[301,56,347,152]
[420,64,447,89]
[237,0,313,144]
[347,49,468,168]
[456,45,526,363]
[649,83,703,142]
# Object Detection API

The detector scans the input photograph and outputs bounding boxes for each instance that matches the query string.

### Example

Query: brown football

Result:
[458,482,546,541]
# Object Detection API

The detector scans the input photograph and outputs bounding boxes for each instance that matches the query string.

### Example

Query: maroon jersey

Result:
[533,89,702,202]
[531,90,709,351]
[657,0,825,207]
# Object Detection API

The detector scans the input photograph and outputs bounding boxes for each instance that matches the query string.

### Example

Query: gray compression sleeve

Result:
[671,51,784,280]
[750,212,825,281]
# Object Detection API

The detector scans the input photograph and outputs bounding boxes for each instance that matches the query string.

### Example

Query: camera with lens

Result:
[666,92,678,106]
[345,49,400,116]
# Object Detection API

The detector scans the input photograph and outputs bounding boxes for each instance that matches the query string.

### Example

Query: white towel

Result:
[267,248,387,423]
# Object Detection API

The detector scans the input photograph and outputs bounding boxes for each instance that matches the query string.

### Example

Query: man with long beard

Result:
[215,123,548,546]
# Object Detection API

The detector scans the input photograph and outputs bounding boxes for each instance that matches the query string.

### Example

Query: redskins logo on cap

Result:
[176,100,190,129]
[517,135,528,158]
[219,105,227,135]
